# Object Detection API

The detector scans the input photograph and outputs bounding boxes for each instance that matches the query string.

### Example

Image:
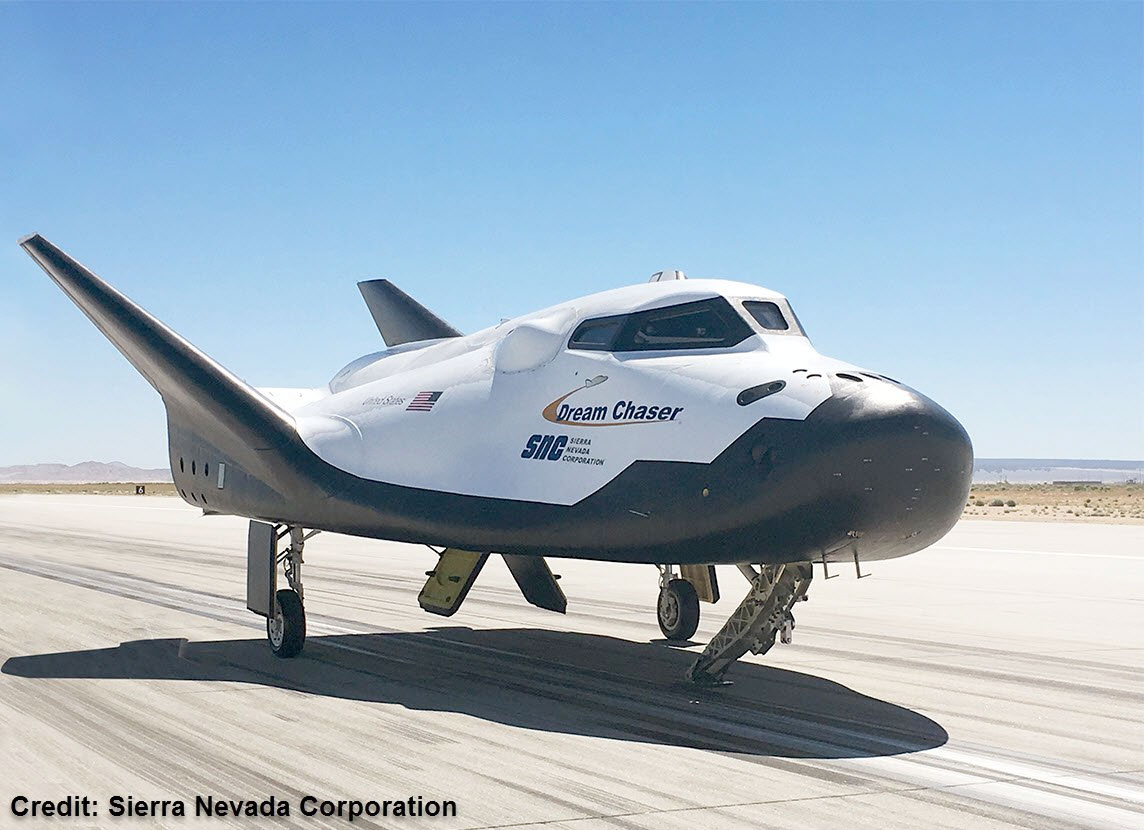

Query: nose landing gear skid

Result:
[686,562,813,685]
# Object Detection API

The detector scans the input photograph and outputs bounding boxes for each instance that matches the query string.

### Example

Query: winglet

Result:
[357,278,462,347]
[19,234,298,472]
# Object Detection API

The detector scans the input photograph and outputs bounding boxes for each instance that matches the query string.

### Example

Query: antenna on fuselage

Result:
[648,270,687,282]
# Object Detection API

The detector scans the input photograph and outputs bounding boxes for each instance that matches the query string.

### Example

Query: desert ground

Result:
[963,483,1143,523]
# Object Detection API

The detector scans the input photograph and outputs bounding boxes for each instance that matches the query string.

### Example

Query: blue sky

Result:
[2,2,1141,466]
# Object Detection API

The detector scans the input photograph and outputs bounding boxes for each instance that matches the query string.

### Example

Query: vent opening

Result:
[737,380,787,406]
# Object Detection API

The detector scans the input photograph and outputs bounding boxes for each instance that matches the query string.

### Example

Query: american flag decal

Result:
[406,391,443,412]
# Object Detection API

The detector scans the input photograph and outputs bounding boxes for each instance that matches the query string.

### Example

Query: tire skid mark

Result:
[4,540,1143,828]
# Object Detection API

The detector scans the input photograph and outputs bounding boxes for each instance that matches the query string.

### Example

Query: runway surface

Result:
[1,495,1141,829]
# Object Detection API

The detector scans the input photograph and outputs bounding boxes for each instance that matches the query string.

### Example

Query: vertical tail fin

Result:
[357,278,462,347]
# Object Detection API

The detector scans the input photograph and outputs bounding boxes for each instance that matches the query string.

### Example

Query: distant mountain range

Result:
[0,462,172,484]
[973,459,1142,484]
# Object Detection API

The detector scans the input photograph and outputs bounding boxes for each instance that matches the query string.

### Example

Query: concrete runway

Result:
[1,495,1141,829]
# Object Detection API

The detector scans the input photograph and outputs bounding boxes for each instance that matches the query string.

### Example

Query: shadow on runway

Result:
[3,627,946,759]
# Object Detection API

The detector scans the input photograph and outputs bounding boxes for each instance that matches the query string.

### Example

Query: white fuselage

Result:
[262,280,870,505]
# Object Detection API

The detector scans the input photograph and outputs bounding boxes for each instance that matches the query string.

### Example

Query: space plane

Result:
[20,235,972,684]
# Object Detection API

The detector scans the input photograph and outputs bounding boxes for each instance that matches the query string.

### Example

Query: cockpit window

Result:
[567,317,624,350]
[569,298,754,352]
[743,300,789,331]
[620,299,750,350]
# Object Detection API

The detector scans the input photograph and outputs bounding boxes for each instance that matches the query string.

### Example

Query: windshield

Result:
[569,298,754,352]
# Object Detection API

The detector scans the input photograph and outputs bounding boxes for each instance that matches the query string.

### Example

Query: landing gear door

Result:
[502,554,567,613]
[418,549,490,616]
[247,520,277,618]
[680,564,720,604]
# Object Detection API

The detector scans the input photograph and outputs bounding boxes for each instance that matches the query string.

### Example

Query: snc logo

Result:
[521,434,568,461]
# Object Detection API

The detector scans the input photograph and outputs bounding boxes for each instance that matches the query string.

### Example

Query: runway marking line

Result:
[932,545,1141,561]
[0,499,189,512]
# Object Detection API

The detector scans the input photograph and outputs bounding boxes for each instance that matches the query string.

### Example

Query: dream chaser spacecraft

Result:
[21,235,972,683]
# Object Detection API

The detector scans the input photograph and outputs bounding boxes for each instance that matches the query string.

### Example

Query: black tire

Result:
[657,579,700,641]
[267,589,306,658]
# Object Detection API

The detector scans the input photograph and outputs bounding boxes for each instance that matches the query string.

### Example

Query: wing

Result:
[19,234,311,490]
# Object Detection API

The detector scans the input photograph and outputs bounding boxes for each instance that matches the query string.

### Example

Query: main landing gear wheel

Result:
[658,578,700,641]
[268,588,306,658]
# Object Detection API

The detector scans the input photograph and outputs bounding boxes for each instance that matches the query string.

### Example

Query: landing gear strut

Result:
[656,565,700,641]
[687,562,813,684]
[247,522,317,658]
[267,526,310,658]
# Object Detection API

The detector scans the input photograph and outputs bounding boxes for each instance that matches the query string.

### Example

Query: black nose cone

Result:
[738,375,973,564]
[800,376,974,559]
